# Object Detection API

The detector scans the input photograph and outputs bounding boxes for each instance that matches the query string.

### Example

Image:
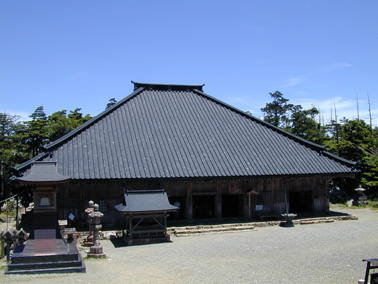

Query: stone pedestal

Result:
[280,213,297,227]
[87,244,106,259]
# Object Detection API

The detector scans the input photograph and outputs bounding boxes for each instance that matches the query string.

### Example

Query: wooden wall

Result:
[55,176,332,228]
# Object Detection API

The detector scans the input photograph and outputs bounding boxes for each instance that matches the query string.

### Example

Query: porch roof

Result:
[114,189,179,214]
[16,161,71,185]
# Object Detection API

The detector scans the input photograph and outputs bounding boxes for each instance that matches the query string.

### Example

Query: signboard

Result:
[68,213,75,221]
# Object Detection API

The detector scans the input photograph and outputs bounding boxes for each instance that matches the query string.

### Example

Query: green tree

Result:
[261,91,327,143]
[48,108,91,142]
[261,91,294,128]
[48,110,70,141]
[290,106,326,143]
[0,107,91,199]
[106,98,117,109]
[324,119,343,155]
[23,106,49,157]
[67,108,91,123]
[325,119,378,196]
[0,113,23,198]
[360,153,378,194]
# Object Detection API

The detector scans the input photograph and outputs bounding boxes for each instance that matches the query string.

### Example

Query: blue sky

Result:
[1,0,378,126]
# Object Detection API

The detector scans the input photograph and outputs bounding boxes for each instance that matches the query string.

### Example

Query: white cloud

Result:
[324,62,352,71]
[282,77,303,88]
[229,97,246,103]
[293,96,378,126]
[69,70,89,81]
[2,110,31,122]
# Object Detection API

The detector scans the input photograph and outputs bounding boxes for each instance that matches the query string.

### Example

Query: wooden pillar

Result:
[186,182,193,222]
[215,181,222,220]
[325,178,331,212]
[128,215,133,239]
[243,193,249,220]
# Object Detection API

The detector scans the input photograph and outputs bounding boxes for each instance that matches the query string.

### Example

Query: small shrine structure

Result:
[115,189,179,245]
[6,161,86,274]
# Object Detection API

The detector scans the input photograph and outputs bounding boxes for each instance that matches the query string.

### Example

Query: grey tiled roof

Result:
[16,161,70,184]
[16,82,357,180]
[115,189,179,213]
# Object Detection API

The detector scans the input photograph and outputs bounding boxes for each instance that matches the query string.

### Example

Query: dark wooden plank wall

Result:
[55,176,332,228]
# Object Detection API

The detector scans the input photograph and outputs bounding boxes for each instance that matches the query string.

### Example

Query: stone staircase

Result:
[5,239,86,274]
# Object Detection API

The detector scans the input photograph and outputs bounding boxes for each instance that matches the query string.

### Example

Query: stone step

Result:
[10,253,79,264]
[169,224,256,236]
[7,259,83,271]
[5,265,86,274]
[6,252,86,274]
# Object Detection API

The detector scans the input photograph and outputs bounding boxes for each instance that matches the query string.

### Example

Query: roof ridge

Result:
[132,81,205,92]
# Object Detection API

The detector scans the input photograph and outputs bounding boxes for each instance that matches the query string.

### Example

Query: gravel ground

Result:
[1,206,378,284]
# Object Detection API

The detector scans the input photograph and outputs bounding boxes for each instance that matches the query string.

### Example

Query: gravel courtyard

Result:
[2,206,378,284]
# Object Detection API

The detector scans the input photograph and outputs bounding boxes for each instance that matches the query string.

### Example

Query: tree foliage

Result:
[106,98,117,109]
[0,107,91,199]
[325,119,378,196]
[261,91,293,128]
[290,106,326,144]
[262,91,378,197]
[23,106,49,157]
[0,113,24,197]
[48,108,91,142]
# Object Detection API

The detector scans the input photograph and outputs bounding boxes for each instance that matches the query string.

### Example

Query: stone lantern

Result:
[86,203,106,258]
[353,187,368,206]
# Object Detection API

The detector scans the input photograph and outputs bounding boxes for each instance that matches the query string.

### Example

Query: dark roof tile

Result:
[115,189,179,213]
[16,82,357,179]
